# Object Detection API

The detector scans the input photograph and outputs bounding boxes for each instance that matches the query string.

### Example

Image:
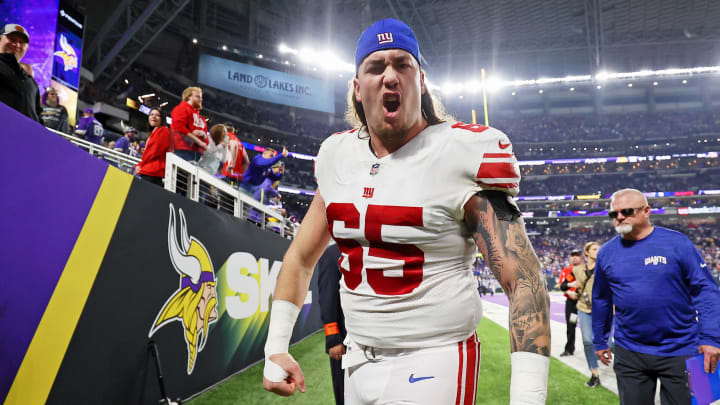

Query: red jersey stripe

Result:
[477,162,520,180]
[482,153,514,159]
[455,340,465,405]
[464,334,478,405]
[476,181,519,189]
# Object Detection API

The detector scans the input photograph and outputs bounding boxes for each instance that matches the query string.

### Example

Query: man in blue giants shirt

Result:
[593,188,720,405]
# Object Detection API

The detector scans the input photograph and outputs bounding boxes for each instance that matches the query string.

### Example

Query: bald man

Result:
[592,188,720,405]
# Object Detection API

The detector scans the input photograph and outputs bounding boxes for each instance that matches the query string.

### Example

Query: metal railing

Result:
[50,128,297,239]
[52,129,141,170]
[164,153,297,238]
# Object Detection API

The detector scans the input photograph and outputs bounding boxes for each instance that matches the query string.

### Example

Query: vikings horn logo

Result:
[53,34,78,72]
[148,203,218,374]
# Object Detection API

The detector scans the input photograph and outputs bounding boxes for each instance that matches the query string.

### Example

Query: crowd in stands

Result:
[35,57,720,239]
[520,167,720,196]
[469,221,720,289]
[487,111,720,143]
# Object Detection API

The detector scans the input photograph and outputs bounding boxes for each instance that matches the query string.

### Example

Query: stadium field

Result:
[188,317,618,404]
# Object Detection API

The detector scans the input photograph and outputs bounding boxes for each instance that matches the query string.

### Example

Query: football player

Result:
[263,18,550,404]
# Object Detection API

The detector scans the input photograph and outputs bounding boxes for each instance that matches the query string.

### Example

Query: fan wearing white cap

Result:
[0,23,42,122]
[262,18,550,404]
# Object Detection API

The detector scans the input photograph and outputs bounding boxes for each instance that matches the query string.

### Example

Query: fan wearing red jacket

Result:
[558,249,582,356]
[170,86,208,162]
[222,127,250,185]
[136,108,170,187]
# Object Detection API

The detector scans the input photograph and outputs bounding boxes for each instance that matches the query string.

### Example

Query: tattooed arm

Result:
[463,193,550,356]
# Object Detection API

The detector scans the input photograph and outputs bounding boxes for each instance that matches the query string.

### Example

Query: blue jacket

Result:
[593,227,720,356]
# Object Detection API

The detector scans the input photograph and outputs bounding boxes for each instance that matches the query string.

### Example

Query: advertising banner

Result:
[198,54,335,114]
[0,0,60,90]
[0,102,323,404]
[52,0,84,90]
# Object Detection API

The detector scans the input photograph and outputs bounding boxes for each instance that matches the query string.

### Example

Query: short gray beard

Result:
[615,224,633,235]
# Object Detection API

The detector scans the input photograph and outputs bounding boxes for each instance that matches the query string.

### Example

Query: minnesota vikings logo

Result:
[53,34,78,72]
[148,203,218,374]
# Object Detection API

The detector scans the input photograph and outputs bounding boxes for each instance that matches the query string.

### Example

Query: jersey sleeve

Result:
[450,123,521,197]
[473,128,520,196]
[448,123,521,215]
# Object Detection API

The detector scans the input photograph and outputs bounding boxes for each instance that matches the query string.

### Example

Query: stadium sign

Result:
[198,54,335,114]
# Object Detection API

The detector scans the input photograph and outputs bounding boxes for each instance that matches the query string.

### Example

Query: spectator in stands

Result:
[136,108,170,187]
[0,24,41,122]
[558,249,581,357]
[197,124,228,175]
[114,127,136,154]
[170,86,208,162]
[240,146,287,194]
[222,124,250,186]
[74,108,104,145]
[253,178,280,205]
[40,87,70,133]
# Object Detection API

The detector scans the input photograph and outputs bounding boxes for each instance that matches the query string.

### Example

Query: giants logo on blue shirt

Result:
[644,256,667,266]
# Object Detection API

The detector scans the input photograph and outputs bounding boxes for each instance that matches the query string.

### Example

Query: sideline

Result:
[480,293,619,395]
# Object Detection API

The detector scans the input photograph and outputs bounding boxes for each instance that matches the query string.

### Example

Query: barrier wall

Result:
[0,103,322,404]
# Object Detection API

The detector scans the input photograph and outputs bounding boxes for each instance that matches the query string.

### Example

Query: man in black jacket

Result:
[316,243,346,405]
[0,24,41,122]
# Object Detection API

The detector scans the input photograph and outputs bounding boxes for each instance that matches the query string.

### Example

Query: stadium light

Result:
[653,81,658,86]
[257,54,263,59]
[682,79,688,84]
[628,83,633,87]
[570,87,575,92]
[222,45,228,51]
[192,38,198,44]
[278,43,298,55]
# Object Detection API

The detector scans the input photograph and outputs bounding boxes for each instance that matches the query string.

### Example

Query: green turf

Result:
[475,317,618,405]
[189,318,619,404]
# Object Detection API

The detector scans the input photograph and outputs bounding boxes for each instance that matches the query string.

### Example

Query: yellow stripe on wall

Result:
[4,167,132,405]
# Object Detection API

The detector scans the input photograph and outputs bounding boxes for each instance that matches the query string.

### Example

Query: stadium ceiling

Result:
[78,0,720,86]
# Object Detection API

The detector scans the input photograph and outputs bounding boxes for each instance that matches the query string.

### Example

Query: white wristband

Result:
[509,352,550,405]
[264,300,301,357]
[263,354,295,383]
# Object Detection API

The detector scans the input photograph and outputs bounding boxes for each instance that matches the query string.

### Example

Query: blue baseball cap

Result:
[355,18,420,70]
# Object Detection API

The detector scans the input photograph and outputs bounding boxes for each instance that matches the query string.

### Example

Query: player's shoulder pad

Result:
[330,127,360,137]
[318,127,360,159]
[447,121,514,153]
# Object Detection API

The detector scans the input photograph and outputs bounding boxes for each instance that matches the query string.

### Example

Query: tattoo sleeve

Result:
[464,194,551,356]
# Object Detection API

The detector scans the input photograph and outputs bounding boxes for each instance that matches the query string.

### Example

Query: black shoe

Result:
[560,351,573,357]
[585,375,601,388]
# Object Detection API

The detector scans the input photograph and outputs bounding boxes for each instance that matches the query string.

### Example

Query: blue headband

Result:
[355,18,420,70]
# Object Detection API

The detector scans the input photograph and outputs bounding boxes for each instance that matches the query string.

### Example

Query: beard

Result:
[615,224,633,235]
[192,100,202,110]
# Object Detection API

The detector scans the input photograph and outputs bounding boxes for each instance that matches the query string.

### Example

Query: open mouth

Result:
[383,94,400,114]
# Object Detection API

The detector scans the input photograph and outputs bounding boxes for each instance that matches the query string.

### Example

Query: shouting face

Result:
[354,49,425,143]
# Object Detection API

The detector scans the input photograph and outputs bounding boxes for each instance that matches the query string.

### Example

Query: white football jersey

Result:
[315,121,520,348]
